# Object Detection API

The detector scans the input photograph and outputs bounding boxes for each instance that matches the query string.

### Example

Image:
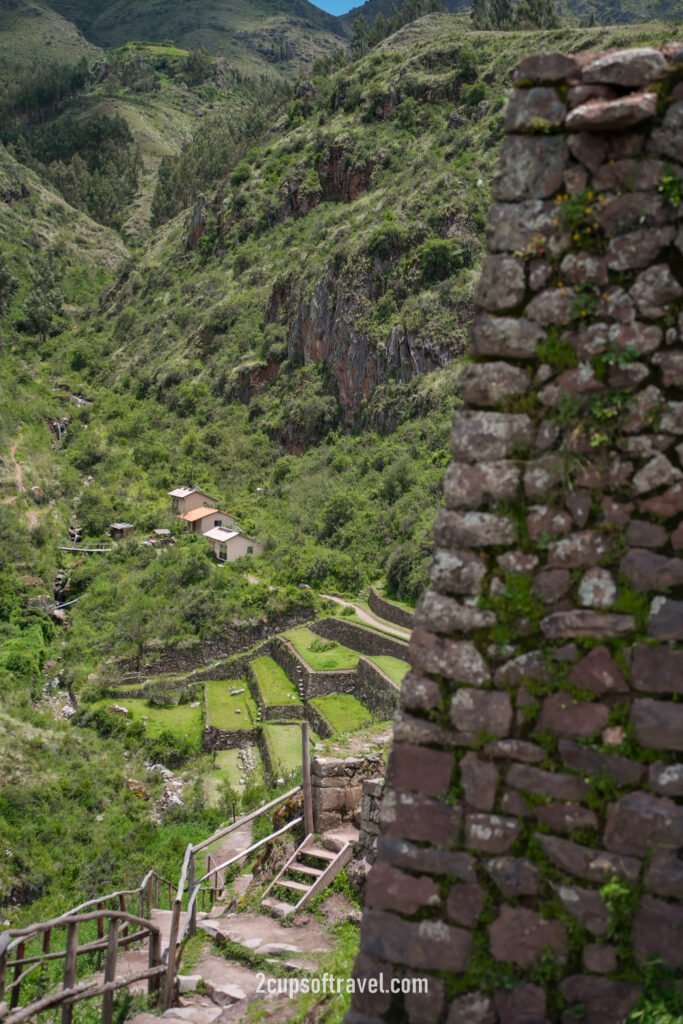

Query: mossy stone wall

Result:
[346,43,683,1024]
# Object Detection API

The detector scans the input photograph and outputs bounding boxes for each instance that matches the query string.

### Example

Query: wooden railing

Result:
[166,784,305,1002]
[0,871,174,1024]
[1,731,312,1023]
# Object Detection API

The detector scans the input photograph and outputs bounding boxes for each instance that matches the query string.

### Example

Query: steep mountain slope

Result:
[0,0,99,79]
[341,0,466,30]
[42,0,347,77]
[1,42,284,240]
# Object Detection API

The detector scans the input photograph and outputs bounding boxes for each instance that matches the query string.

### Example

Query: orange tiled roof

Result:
[178,506,219,522]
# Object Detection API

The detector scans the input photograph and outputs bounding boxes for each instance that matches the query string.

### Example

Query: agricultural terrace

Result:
[369,656,409,685]
[310,695,375,735]
[250,656,301,706]
[91,697,203,746]
[262,721,319,776]
[283,627,360,671]
[205,681,258,729]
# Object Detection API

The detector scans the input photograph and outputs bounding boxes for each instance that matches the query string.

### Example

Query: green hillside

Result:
[0,0,99,79]
[42,0,347,77]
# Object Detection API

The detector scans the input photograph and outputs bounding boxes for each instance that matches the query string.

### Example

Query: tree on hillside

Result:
[22,254,63,344]
[351,14,370,57]
[472,0,558,28]
[369,12,387,46]
[514,0,560,27]
[0,253,18,319]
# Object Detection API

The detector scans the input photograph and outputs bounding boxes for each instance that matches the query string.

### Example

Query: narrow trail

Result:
[321,593,411,641]
[2,425,25,504]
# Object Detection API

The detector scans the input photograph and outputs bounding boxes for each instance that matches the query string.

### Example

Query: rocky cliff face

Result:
[273,266,458,422]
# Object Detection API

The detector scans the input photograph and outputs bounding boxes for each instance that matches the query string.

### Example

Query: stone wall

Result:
[348,778,384,894]
[310,617,410,660]
[202,724,261,752]
[311,753,385,833]
[118,608,314,675]
[368,587,415,630]
[270,636,357,699]
[346,45,683,1024]
[305,700,334,740]
[354,657,401,719]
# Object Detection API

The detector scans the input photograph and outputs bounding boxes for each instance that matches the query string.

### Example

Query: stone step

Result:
[261,897,295,919]
[163,1005,222,1024]
[321,826,359,853]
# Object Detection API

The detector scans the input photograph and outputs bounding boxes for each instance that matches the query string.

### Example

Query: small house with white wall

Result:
[178,506,238,535]
[204,527,263,562]
[168,486,219,517]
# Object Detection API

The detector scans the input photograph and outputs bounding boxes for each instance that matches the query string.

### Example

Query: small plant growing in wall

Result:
[658,165,682,208]
[555,189,606,250]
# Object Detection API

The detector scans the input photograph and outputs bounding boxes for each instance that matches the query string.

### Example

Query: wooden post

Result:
[62,922,78,1024]
[0,932,9,1006]
[148,929,162,1002]
[302,720,314,835]
[118,895,128,939]
[9,941,24,1010]
[147,876,154,915]
[101,920,119,1024]
[163,902,180,1011]
[232,801,236,823]
[188,852,196,938]
[96,904,104,941]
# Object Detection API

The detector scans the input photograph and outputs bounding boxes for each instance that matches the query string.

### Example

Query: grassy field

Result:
[91,697,203,745]
[284,627,360,671]
[369,656,409,686]
[262,721,317,776]
[250,656,301,706]
[203,747,262,807]
[310,695,374,735]
[205,681,257,730]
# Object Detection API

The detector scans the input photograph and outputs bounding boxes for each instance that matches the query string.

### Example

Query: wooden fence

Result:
[0,869,173,1024]
[1,731,312,1024]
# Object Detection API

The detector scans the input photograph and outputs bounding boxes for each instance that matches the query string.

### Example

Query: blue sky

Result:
[313,0,360,13]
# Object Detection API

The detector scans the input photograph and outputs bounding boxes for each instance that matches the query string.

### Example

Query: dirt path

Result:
[204,820,254,888]
[2,425,25,504]
[321,593,411,641]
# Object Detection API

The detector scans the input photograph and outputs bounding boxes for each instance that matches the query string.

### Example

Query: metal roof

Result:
[204,527,240,543]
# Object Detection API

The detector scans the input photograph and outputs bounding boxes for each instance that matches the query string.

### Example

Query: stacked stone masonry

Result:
[346,44,683,1024]
[311,754,385,832]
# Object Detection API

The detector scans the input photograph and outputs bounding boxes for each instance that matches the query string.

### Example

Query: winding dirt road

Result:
[321,593,411,641]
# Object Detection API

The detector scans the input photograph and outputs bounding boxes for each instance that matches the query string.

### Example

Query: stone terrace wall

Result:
[311,753,385,832]
[346,45,683,1024]
[270,636,357,699]
[355,657,401,719]
[369,587,415,630]
[310,617,410,660]
[202,724,261,752]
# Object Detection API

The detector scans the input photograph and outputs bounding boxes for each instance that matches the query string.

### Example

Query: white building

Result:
[204,527,263,562]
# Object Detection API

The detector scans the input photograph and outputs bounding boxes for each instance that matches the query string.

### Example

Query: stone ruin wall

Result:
[345,44,683,1024]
